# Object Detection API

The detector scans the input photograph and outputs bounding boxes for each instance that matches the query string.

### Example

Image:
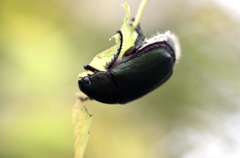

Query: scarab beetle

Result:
[78,25,181,104]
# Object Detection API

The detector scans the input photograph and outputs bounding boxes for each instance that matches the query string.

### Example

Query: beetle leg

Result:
[122,19,146,58]
[135,23,144,37]
[134,24,146,50]
[130,17,145,50]
[84,64,100,72]
[134,33,145,50]
[122,27,144,56]
[130,17,145,39]
[107,30,123,69]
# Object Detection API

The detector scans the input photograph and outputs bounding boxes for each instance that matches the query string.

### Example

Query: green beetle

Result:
[78,25,181,104]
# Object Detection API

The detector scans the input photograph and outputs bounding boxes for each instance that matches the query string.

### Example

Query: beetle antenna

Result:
[84,64,100,72]
[107,30,123,69]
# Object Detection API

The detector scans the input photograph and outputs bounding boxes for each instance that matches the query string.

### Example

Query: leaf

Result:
[78,0,147,79]
[73,99,92,158]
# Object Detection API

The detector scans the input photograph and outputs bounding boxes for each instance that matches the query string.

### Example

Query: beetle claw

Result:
[78,95,89,102]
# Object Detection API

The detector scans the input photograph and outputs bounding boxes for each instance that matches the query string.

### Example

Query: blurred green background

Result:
[1,0,240,158]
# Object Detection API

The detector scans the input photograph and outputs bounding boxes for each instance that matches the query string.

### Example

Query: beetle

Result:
[78,25,181,104]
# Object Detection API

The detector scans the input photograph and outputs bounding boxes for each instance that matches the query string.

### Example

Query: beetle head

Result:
[78,72,121,104]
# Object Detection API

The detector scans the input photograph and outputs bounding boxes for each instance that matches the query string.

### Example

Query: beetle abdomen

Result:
[111,45,174,104]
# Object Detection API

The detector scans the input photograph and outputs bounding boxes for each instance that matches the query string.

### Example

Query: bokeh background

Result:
[1,0,240,158]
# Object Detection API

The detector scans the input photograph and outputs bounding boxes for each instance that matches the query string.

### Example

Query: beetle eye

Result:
[82,77,90,85]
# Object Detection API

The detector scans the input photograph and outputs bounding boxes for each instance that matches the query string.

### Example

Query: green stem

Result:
[132,0,148,29]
